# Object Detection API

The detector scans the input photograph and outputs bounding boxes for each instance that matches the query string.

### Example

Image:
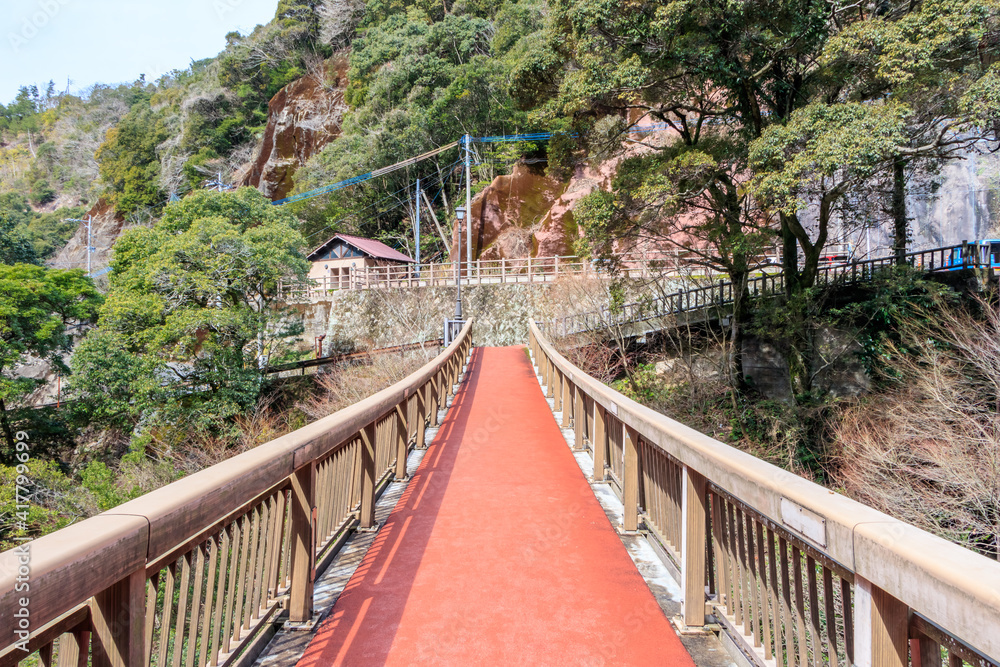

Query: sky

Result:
[0,0,281,104]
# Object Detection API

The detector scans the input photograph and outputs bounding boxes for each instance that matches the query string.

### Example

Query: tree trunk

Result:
[800,243,822,289]
[0,397,16,453]
[781,213,800,298]
[892,156,908,264]
[729,270,751,391]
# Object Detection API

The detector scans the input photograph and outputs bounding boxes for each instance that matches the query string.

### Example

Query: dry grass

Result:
[833,296,1000,558]
[156,351,430,472]
[298,351,428,421]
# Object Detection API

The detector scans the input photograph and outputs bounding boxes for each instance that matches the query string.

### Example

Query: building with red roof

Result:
[306,233,415,285]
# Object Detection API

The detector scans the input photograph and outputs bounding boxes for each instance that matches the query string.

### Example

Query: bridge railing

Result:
[544,274,783,337]
[0,321,474,667]
[278,252,729,300]
[547,243,990,337]
[528,320,1000,667]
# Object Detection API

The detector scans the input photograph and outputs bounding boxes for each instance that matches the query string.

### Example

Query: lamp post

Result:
[454,205,465,320]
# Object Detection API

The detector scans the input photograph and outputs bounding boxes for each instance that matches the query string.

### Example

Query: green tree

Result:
[72,188,310,436]
[274,0,323,43]
[95,102,169,216]
[0,86,40,134]
[0,265,101,451]
[0,459,83,548]
[748,102,910,287]
[533,0,840,386]
[182,94,252,155]
[293,10,525,244]
[0,194,39,265]
[24,206,85,260]
[820,0,1000,259]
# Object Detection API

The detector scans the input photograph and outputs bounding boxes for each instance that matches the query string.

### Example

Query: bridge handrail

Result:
[0,320,474,665]
[528,319,999,666]
[548,243,988,337]
[278,252,729,299]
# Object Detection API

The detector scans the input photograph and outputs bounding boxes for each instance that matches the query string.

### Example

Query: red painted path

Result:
[298,346,695,666]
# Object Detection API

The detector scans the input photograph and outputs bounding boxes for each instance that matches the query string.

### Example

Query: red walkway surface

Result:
[298,347,694,666]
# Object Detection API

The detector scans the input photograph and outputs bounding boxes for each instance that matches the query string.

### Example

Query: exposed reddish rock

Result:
[533,161,617,257]
[49,198,127,273]
[240,55,350,201]
[455,158,631,260]
[453,163,567,261]
[449,121,690,261]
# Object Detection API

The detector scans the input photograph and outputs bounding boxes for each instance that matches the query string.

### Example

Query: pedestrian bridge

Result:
[1,321,998,667]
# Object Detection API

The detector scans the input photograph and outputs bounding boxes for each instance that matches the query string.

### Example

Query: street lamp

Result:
[454,205,465,320]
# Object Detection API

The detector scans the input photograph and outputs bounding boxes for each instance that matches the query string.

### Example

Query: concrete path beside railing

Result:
[295,347,695,666]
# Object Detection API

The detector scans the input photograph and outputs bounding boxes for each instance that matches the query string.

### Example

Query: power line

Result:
[273,141,462,206]
[301,158,464,245]
[273,131,572,207]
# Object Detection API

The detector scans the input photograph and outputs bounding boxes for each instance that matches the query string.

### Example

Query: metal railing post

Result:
[561,377,572,427]
[415,387,427,449]
[911,636,942,667]
[289,461,316,623]
[394,404,409,481]
[593,404,607,481]
[58,627,90,667]
[428,378,440,427]
[854,576,909,667]
[574,387,585,451]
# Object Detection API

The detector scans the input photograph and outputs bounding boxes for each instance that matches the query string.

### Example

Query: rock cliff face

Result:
[908,150,1000,248]
[456,154,637,261]
[532,160,621,256]
[238,55,350,201]
[49,198,127,274]
[452,118,681,261]
[454,164,566,261]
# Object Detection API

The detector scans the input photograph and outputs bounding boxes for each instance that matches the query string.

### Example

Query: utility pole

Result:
[465,133,472,279]
[415,178,421,275]
[455,205,465,321]
[65,215,94,276]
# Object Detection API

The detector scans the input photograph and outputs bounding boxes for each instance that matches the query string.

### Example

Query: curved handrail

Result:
[0,320,474,664]
[529,319,1000,665]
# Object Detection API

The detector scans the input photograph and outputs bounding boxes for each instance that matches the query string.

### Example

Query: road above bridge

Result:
[297,347,694,666]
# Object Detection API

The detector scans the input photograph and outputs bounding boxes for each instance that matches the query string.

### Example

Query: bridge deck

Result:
[297,346,694,666]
